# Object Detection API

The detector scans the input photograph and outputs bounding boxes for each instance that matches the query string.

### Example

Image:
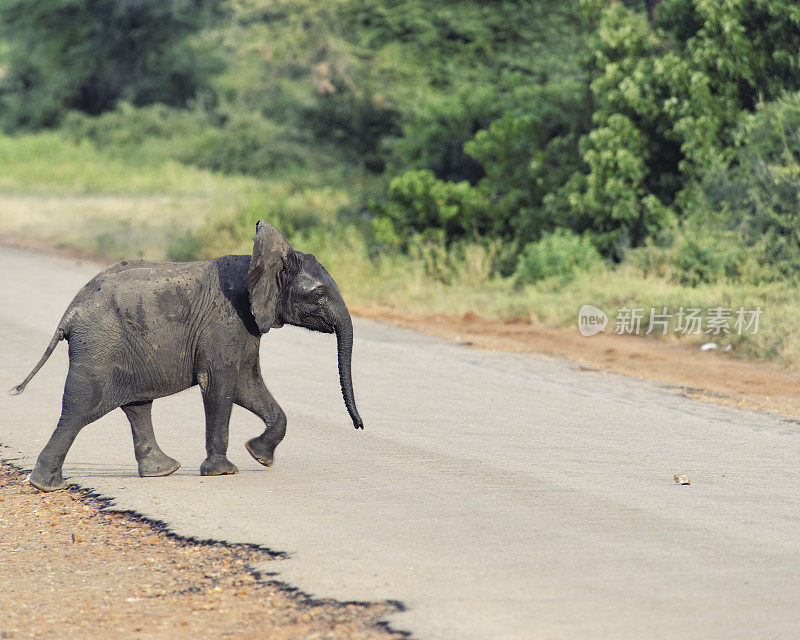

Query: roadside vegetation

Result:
[1,0,800,367]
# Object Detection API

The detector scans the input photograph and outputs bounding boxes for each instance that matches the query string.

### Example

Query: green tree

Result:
[0,0,220,129]
[463,83,588,248]
[567,0,800,256]
[690,91,800,282]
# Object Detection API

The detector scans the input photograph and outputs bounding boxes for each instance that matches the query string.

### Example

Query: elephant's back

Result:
[71,260,210,325]
[73,259,209,301]
[94,258,212,284]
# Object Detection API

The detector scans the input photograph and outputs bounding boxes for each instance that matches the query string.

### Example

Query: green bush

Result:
[669,230,746,287]
[557,0,800,258]
[630,210,752,287]
[62,103,210,150]
[516,229,603,284]
[373,169,492,245]
[63,104,312,178]
[184,112,311,177]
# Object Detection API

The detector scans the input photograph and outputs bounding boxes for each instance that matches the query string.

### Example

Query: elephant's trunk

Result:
[334,308,364,430]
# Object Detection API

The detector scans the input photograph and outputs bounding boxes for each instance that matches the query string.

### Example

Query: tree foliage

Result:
[570,0,800,256]
[0,0,220,129]
[5,0,800,284]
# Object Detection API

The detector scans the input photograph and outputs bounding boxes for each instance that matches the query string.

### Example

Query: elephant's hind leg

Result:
[198,371,238,476]
[236,375,287,468]
[29,412,89,492]
[29,367,112,492]
[122,401,180,478]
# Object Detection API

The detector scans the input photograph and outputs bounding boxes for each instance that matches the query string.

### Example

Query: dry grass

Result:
[0,132,262,260]
[0,194,217,260]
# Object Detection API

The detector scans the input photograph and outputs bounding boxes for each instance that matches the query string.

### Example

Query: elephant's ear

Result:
[247,220,291,333]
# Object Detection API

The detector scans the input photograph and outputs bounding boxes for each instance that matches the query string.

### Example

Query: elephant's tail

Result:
[10,328,65,395]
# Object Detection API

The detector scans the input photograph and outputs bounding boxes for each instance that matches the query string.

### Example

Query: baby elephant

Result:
[12,221,363,492]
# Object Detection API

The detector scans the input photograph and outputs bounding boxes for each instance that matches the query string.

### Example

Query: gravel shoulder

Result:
[0,461,403,640]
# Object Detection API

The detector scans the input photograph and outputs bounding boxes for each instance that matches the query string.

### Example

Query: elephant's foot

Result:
[244,437,276,467]
[28,466,67,492]
[200,455,238,476]
[138,452,181,478]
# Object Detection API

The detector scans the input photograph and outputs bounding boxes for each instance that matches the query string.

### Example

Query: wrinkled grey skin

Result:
[12,221,363,492]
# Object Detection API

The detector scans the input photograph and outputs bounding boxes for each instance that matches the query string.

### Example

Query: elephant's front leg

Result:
[198,373,238,476]
[236,374,287,468]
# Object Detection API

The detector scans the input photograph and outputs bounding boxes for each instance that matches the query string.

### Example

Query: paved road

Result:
[2,244,800,639]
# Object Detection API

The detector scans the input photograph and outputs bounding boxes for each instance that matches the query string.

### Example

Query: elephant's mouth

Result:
[312,320,335,334]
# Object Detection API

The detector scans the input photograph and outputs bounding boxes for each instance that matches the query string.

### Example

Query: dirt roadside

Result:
[0,462,403,640]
